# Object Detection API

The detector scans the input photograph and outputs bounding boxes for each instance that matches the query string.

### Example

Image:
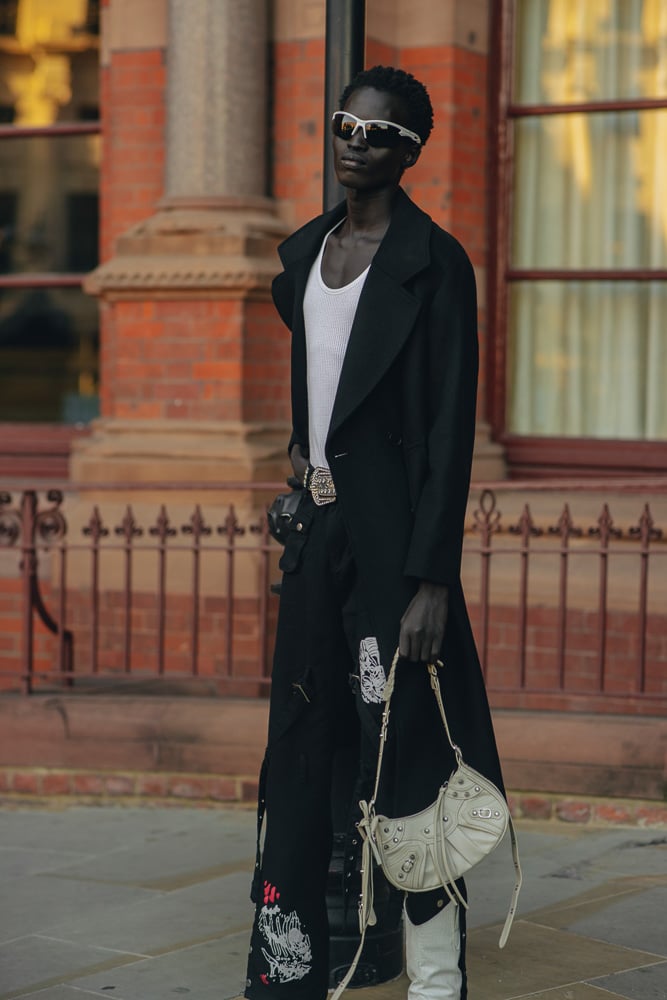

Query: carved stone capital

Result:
[84,199,291,299]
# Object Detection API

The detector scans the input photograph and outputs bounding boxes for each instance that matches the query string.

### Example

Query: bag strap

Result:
[330,803,376,1000]
[425,654,522,947]
[500,813,522,948]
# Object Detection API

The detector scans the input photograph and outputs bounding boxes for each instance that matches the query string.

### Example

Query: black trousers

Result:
[244,494,465,1000]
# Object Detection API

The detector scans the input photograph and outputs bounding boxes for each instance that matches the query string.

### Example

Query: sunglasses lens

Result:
[332,113,403,148]
[364,122,401,147]
[333,114,358,140]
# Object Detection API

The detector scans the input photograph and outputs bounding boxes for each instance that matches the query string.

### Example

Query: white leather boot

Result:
[405,902,463,1000]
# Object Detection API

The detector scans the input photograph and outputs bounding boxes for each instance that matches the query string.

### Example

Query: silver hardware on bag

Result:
[331,649,523,1000]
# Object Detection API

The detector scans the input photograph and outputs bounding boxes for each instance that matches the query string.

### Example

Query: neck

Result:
[343,185,399,238]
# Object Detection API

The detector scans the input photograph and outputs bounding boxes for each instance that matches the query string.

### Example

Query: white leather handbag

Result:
[332,651,522,999]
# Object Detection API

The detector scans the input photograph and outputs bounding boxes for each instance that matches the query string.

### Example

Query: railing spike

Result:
[509,502,542,540]
[83,505,109,542]
[149,504,177,541]
[115,505,143,540]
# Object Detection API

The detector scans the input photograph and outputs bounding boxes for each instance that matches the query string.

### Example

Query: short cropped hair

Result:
[339,65,434,146]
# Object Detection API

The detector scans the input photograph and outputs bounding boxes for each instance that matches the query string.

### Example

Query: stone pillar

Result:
[72,0,291,490]
[165,0,267,202]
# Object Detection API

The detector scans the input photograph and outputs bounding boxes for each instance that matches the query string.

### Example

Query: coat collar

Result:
[277,187,432,285]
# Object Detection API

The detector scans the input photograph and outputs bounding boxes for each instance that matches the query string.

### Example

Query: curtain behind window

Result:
[509,0,667,439]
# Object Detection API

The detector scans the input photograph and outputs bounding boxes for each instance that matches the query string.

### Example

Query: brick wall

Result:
[468,604,667,717]
[98,36,166,417]
[102,300,289,423]
[0,580,280,697]
[64,589,278,696]
[272,38,326,224]
[0,576,58,691]
[100,48,166,263]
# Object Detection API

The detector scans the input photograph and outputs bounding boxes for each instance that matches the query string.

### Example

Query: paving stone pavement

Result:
[0,802,665,1000]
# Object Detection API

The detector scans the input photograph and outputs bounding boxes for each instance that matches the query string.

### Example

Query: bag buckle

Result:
[478,808,492,818]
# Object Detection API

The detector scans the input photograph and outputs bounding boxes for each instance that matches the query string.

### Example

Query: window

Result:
[0,0,100,432]
[490,1,667,475]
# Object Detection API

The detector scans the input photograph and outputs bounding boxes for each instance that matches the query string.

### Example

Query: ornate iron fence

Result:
[0,481,665,714]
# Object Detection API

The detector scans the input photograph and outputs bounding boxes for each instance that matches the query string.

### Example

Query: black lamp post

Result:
[323,0,366,211]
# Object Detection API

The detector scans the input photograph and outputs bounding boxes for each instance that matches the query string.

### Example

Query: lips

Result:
[340,153,366,167]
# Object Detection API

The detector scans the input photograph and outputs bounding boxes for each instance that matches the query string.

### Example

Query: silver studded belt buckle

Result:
[309,466,336,506]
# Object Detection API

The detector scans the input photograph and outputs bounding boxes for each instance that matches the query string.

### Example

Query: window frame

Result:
[488,2,667,477]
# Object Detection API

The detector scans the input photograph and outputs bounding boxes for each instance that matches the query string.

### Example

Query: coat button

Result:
[387,431,402,445]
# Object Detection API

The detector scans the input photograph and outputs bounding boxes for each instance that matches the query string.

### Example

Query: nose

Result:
[348,124,368,148]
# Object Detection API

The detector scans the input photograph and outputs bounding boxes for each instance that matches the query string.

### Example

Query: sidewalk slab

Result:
[1,804,665,1000]
[70,932,249,1000]
[591,962,667,1000]
[0,935,139,998]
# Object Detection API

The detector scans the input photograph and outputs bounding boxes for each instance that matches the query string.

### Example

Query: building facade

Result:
[1,0,665,481]
[0,2,665,766]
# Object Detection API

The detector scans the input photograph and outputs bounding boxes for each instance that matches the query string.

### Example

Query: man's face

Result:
[332,86,420,193]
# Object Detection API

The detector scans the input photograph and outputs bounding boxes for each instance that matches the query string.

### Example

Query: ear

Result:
[402,144,421,170]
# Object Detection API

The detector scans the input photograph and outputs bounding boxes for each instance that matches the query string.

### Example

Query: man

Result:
[245,65,504,1000]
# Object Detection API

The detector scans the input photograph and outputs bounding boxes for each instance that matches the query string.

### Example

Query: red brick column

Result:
[99,49,166,265]
[74,0,291,487]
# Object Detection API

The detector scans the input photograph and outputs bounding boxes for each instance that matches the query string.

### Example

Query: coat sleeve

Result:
[402,243,478,586]
[272,270,309,458]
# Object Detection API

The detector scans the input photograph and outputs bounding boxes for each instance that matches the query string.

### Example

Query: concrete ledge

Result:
[494,711,667,801]
[0,695,665,803]
[0,693,269,776]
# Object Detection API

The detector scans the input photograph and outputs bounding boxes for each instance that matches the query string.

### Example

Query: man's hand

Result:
[399,581,449,662]
[289,443,308,484]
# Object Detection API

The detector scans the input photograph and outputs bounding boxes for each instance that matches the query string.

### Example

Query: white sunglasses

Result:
[331,111,422,147]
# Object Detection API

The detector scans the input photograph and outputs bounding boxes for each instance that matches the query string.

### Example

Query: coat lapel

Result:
[328,190,432,437]
[275,189,433,448]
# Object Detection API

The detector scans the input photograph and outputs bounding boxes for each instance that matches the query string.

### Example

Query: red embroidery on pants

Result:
[263,880,281,905]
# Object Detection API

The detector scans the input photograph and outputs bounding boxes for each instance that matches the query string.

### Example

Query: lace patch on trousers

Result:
[258,884,312,984]
[359,636,385,704]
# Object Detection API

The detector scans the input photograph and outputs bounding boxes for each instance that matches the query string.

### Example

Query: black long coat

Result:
[272,188,504,811]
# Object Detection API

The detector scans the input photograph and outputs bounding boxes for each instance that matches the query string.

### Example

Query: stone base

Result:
[0,695,665,807]
[69,418,291,490]
[471,420,507,482]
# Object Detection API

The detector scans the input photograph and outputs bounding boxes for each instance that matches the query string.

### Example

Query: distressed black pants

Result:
[244,493,465,1000]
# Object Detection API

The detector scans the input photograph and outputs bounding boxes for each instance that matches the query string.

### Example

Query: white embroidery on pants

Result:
[359,636,385,703]
[258,903,312,983]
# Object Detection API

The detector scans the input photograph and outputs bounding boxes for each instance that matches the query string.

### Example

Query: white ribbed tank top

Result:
[303,223,370,469]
